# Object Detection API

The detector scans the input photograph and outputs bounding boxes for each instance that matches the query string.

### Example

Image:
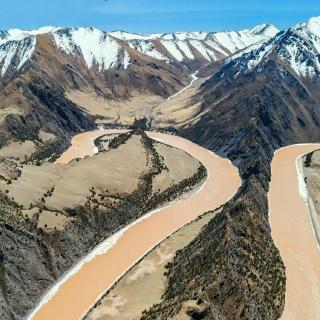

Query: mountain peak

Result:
[0,26,60,45]
[307,16,320,38]
[250,24,279,37]
[108,30,159,41]
[221,18,320,80]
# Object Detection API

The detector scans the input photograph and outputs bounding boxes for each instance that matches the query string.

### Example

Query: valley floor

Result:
[67,74,208,129]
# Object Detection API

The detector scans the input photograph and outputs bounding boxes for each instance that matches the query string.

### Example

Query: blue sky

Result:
[0,0,320,33]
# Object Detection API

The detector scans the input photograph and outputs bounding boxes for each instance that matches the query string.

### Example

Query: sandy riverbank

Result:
[29,130,241,320]
[85,210,217,320]
[55,129,128,164]
[300,150,320,248]
[269,145,320,320]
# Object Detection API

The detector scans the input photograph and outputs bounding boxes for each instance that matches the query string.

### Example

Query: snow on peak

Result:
[204,27,274,55]
[0,36,36,76]
[51,27,131,71]
[109,30,208,41]
[250,24,279,37]
[160,32,208,41]
[0,26,60,44]
[306,16,320,38]
[293,17,320,53]
[29,26,60,34]
[8,26,59,36]
[0,23,281,71]
[108,30,159,41]
[223,25,320,79]
[119,26,277,63]
[0,26,62,76]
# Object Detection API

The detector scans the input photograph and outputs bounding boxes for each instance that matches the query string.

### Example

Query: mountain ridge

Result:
[0,23,279,78]
[139,15,320,320]
[1,15,320,320]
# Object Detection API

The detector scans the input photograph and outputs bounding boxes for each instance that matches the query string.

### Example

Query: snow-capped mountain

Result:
[0,36,36,76]
[188,17,320,168]
[52,28,131,71]
[0,25,193,121]
[0,23,279,78]
[0,27,133,77]
[0,26,60,44]
[219,16,320,79]
[112,24,279,63]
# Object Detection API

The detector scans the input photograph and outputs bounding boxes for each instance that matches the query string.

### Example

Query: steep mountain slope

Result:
[0,27,191,148]
[142,17,320,320]
[0,23,279,148]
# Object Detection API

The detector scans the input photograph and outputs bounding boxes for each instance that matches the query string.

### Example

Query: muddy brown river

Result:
[269,145,320,320]
[29,130,241,320]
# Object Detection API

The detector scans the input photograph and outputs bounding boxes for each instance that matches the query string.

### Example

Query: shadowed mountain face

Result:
[0,31,190,146]
[186,16,320,153]
[140,17,320,320]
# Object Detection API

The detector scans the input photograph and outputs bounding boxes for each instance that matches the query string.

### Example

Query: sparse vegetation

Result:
[23,139,70,164]
[304,151,316,168]
[0,129,205,319]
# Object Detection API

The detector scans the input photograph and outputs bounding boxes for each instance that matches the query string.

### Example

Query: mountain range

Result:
[0,16,320,320]
[0,23,278,76]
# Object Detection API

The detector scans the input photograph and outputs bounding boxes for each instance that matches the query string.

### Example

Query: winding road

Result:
[166,71,199,101]
[28,130,241,320]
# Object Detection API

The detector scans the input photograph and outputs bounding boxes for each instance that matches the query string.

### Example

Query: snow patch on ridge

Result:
[176,41,194,59]
[0,36,36,76]
[128,40,169,62]
[161,41,185,61]
[123,50,131,69]
[250,24,280,38]
[52,28,124,71]
[189,40,216,61]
